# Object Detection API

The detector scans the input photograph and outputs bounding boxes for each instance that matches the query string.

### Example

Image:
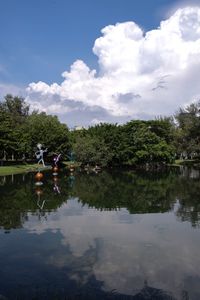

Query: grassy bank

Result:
[170,159,200,168]
[0,164,51,176]
[0,161,81,176]
[62,161,81,168]
[1,159,200,176]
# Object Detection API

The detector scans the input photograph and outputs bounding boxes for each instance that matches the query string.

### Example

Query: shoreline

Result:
[1,159,200,177]
[0,164,52,176]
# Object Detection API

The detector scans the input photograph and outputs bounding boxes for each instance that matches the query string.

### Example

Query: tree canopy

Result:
[0,95,70,160]
[1,94,200,166]
[174,101,200,158]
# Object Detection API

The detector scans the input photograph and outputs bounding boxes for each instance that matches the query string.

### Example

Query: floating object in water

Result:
[35,181,43,186]
[52,166,59,176]
[35,171,44,185]
[35,172,44,181]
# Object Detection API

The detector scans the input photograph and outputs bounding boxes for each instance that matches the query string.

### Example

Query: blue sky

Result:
[1,0,200,126]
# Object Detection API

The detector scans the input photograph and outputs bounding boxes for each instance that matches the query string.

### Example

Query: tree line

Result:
[1,94,200,166]
[0,94,70,161]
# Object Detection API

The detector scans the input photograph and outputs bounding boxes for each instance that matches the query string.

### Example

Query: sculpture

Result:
[35,143,47,167]
[53,153,61,167]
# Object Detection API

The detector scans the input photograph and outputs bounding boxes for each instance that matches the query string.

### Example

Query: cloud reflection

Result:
[23,198,200,298]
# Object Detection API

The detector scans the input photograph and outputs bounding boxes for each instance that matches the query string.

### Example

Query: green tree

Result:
[0,94,30,159]
[26,112,70,157]
[87,123,122,165]
[0,94,29,123]
[0,94,70,160]
[175,101,200,157]
[73,135,112,166]
[121,120,174,165]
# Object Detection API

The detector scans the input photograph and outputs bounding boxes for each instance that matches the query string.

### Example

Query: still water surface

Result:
[0,168,200,299]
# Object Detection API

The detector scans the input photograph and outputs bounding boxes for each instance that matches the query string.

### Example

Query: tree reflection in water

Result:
[0,168,200,229]
[0,168,199,299]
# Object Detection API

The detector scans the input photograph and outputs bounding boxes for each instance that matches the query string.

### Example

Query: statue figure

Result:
[35,143,47,167]
[53,153,61,166]
[67,151,75,162]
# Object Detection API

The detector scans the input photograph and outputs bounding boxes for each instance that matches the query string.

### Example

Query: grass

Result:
[0,161,81,176]
[1,159,199,176]
[169,159,200,167]
[62,161,81,168]
[0,164,51,176]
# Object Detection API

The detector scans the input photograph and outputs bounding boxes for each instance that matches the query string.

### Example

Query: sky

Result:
[1,0,200,127]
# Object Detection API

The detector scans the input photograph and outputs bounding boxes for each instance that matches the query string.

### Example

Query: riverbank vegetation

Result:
[1,94,200,169]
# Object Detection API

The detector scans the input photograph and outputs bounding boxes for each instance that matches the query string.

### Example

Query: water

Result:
[0,167,200,299]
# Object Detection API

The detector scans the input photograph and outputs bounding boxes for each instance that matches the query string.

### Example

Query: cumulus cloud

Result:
[27,6,200,126]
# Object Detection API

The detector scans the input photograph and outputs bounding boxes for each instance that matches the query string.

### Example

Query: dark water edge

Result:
[0,167,200,300]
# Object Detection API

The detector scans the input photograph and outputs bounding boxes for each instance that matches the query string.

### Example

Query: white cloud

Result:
[27,6,200,126]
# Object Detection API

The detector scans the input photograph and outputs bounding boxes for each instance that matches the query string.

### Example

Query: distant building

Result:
[74,126,84,131]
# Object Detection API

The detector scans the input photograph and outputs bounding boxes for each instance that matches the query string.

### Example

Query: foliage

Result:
[70,120,175,167]
[1,93,200,167]
[0,95,70,160]
[25,112,70,156]
[174,101,200,157]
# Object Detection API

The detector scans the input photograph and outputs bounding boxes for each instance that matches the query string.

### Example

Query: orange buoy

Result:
[35,172,44,181]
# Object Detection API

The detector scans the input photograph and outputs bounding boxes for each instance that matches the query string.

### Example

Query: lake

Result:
[0,167,200,299]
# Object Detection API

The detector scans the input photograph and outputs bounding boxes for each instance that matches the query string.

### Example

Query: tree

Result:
[0,94,29,123]
[0,94,70,160]
[120,120,174,165]
[175,101,200,157]
[71,120,175,167]
[25,112,70,157]
[0,95,30,159]
[73,135,112,166]
[0,109,13,158]
[87,123,122,165]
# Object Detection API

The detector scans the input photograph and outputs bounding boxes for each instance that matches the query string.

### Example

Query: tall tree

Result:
[175,101,200,157]
[26,112,70,157]
[0,95,30,159]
